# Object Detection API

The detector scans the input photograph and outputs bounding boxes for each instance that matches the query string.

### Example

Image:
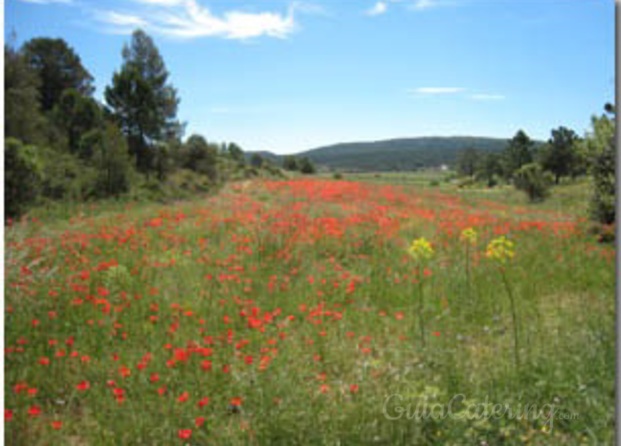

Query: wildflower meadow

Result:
[5,177,615,444]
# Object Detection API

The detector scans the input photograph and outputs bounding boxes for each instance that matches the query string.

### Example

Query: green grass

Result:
[5,176,614,445]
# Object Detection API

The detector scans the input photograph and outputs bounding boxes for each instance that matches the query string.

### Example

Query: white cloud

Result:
[469,94,505,101]
[412,87,464,94]
[409,0,455,11]
[98,11,149,28]
[365,2,388,16]
[97,0,299,40]
[20,0,72,4]
[411,0,435,10]
[133,0,186,5]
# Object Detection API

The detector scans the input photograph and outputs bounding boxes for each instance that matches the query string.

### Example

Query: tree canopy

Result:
[22,37,94,112]
[105,29,181,173]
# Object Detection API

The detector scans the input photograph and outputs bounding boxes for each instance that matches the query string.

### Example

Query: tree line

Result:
[455,112,615,226]
[5,29,310,220]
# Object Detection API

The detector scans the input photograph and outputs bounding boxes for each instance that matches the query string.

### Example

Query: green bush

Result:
[4,138,44,219]
[40,149,88,201]
[589,140,615,224]
[513,163,553,202]
[90,124,136,198]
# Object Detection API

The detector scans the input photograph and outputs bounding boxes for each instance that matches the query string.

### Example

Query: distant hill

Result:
[297,137,510,172]
[245,136,526,172]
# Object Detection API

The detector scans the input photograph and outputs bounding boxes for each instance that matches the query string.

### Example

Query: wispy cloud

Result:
[409,88,505,101]
[19,0,72,4]
[411,0,435,10]
[98,11,149,28]
[134,0,186,5]
[94,0,310,40]
[365,2,388,16]
[411,87,465,94]
[469,93,505,101]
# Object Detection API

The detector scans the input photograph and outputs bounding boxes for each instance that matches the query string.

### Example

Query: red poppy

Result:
[178,429,192,440]
[76,380,90,391]
[51,420,63,430]
[28,405,42,417]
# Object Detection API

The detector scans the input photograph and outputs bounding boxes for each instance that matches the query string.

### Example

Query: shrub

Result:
[4,138,43,219]
[513,163,553,202]
[589,140,615,224]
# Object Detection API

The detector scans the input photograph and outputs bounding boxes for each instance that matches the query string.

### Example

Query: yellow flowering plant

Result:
[486,235,521,367]
[460,227,478,246]
[407,237,434,348]
[408,237,434,262]
[485,236,515,264]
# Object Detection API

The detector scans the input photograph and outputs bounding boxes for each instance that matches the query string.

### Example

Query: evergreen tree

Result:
[504,130,535,179]
[22,37,94,112]
[105,29,180,175]
[540,126,579,184]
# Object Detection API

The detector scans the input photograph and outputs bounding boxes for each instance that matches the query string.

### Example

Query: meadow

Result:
[4,175,615,445]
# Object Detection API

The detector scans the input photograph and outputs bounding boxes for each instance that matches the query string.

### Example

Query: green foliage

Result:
[250,153,264,168]
[105,29,180,173]
[584,107,616,225]
[22,37,94,112]
[513,163,553,202]
[299,137,510,172]
[4,44,46,145]
[40,149,89,201]
[476,152,503,187]
[456,147,480,177]
[52,89,102,154]
[226,142,245,165]
[540,126,580,184]
[283,155,299,171]
[503,130,535,179]
[182,134,218,180]
[90,124,136,198]
[4,138,44,219]
[298,156,317,174]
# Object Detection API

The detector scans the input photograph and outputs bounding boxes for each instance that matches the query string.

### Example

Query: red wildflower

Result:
[76,380,90,391]
[195,416,206,428]
[5,409,13,422]
[51,420,63,430]
[178,429,192,440]
[28,405,42,417]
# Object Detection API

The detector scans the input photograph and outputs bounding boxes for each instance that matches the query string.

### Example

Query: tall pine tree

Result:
[105,29,181,175]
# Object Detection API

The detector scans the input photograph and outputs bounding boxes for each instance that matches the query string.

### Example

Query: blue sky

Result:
[5,0,614,154]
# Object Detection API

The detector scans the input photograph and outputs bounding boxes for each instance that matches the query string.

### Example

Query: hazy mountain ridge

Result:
[247,136,516,172]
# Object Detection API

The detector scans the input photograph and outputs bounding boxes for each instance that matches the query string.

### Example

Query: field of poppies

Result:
[4,177,615,445]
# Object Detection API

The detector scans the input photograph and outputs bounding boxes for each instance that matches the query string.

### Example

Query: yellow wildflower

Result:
[485,236,515,264]
[408,237,434,262]
[459,227,478,245]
